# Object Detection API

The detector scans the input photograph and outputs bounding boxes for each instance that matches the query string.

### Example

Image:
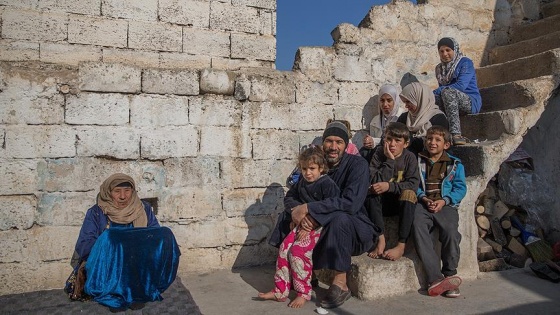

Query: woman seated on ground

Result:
[67,173,180,313]
[398,82,449,155]
[361,84,404,163]
[434,37,482,145]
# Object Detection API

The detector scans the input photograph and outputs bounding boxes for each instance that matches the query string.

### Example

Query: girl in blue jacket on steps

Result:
[434,37,482,146]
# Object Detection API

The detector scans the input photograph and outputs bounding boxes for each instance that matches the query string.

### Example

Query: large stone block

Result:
[40,42,102,65]
[251,129,300,160]
[79,62,141,93]
[0,0,38,8]
[222,186,284,218]
[0,159,38,194]
[36,191,95,226]
[130,94,189,127]
[293,46,335,83]
[0,195,36,231]
[211,57,272,71]
[189,96,241,126]
[5,125,76,158]
[171,219,228,248]
[225,215,276,246]
[259,9,273,36]
[295,79,338,105]
[0,229,29,262]
[0,261,69,294]
[101,0,158,21]
[159,0,210,28]
[246,71,295,103]
[163,157,222,188]
[25,226,79,262]
[140,126,199,159]
[183,28,230,57]
[0,40,39,61]
[199,69,236,95]
[199,126,251,158]
[38,0,101,15]
[158,187,223,221]
[37,157,167,193]
[128,20,182,52]
[159,52,212,69]
[242,101,332,130]
[76,127,140,159]
[0,82,64,125]
[232,0,276,10]
[1,9,68,42]
[142,68,199,95]
[68,15,127,48]
[331,23,360,44]
[66,93,130,125]
[221,158,294,188]
[231,33,275,61]
[334,55,373,82]
[210,2,260,34]
[338,82,376,106]
[102,48,161,68]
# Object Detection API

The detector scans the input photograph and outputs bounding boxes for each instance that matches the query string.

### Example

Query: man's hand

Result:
[383,141,395,160]
[371,182,390,195]
[291,204,308,226]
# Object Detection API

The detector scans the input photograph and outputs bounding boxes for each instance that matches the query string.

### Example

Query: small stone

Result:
[59,84,70,94]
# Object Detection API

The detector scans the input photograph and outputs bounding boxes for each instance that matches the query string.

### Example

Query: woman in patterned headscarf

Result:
[69,173,180,312]
[434,37,482,146]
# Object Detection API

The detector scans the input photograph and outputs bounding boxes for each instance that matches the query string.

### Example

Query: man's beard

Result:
[326,150,342,164]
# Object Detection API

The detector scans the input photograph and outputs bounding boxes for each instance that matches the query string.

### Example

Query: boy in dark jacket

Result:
[413,126,467,298]
[367,122,420,261]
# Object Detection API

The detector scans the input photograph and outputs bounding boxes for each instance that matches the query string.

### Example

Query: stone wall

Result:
[0,0,532,294]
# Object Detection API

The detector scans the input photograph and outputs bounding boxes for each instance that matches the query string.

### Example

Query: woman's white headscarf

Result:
[400,82,444,138]
[369,84,403,139]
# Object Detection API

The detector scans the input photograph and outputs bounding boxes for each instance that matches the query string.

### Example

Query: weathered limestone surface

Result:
[1,0,557,300]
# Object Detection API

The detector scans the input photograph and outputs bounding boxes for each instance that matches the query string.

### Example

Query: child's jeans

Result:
[413,203,462,285]
[272,227,322,301]
[366,190,417,243]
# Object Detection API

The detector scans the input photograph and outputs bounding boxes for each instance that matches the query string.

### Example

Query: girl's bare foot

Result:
[383,242,405,261]
[257,291,285,302]
[288,296,306,308]
[367,234,386,259]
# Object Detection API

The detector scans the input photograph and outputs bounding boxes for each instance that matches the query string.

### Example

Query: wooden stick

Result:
[491,218,507,246]
[478,226,487,238]
[476,205,485,214]
[501,218,511,229]
[486,238,503,253]
[476,215,490,230]
[509,227,521,237]
[492,200,510,220]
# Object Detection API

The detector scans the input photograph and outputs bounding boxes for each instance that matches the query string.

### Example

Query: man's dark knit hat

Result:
[438,37,455,50]
[323,121,349,145]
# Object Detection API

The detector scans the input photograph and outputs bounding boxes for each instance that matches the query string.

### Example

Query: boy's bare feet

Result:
[257,291,285,302]
[367,234,386,259]
[288,296,306,308]
[383,242,405,261]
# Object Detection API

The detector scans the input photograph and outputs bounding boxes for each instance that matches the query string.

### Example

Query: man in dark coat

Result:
[289,121,379,308]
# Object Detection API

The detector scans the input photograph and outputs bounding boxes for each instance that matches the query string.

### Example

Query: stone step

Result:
[542,0,560,18]
[448,142,497,177]
[476,48,560,88]
[489,31,560,64]
[510,13,560,44]
[478,77,553,113]
[460,111,509,142]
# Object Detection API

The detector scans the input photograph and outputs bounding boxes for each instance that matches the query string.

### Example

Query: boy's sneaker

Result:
[444,288,461,298]
[428,276,462,296]
[452,135,469,146]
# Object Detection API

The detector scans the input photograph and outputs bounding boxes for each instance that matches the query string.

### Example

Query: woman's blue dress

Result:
[84,226,180,308]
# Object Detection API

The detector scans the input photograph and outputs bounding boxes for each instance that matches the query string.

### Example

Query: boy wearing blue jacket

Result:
[413,126,467,298]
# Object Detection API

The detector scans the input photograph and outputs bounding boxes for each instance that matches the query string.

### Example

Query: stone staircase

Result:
[335,0,560,300]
